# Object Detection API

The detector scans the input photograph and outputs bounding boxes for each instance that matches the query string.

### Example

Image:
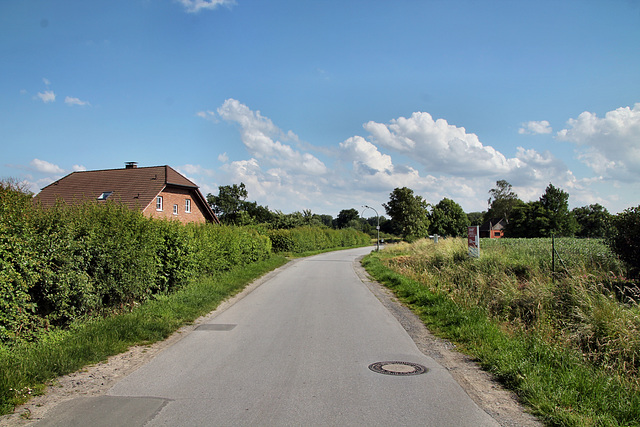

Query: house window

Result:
[97,191,112,200]
[156,196,163,211]
[185,199,191,213]
[173,204,178,215]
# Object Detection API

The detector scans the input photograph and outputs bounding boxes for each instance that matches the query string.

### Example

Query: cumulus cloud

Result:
[72,164,87,172]
[339,136,394,175]
[216,99,327,175]
[557,103,640,181]
[37,90,56,103]
[30,158,65,174]
[178,0,235,13]
[64,96,90,107]
[363,112,523,176]
[519,120,552,135]
[190,101,617,214]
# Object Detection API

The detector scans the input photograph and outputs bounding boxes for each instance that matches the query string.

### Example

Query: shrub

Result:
[267,226,369,253]
[608,205,640,279]
[0,181,42,342]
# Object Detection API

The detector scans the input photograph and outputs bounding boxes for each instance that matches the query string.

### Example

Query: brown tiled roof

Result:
[35,165,218,223]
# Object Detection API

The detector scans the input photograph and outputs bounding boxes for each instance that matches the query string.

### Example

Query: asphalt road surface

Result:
[36,247,500,426]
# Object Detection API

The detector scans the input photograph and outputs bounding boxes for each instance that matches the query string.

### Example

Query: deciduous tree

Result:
[429,198,470,237]
[383,187,430,241]
[486,180,521,222]
[572,203,612,238]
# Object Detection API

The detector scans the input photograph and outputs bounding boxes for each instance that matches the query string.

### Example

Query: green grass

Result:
[362,248,640,426]
[0,254,288,415]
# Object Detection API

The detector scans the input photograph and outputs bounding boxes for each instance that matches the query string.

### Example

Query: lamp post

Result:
[362,205,380,251]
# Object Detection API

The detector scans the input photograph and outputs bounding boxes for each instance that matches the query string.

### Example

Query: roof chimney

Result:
[125,162,138,169]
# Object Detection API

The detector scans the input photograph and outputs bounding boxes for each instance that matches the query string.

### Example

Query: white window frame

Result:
[173,204,178,215]
[156,196,163,211]
[185,199,191,213]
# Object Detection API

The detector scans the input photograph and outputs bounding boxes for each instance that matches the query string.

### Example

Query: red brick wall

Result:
[143,187,208,224]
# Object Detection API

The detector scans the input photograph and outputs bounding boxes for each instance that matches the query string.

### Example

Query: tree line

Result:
[207,180,639,278]
[206,180,617,240]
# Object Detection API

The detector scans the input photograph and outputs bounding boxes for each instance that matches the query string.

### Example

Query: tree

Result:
[466,211,485,226]
[383,187,430,241]
[507,200,547,237]
[486,180,521,221]
[572,204,612,238]
[607,205,640,279]
[429,198,470,237]
[206,183,249,224]
[335,208,360,229]
[540,183,577,236]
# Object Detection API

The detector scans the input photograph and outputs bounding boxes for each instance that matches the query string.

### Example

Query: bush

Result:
[608,205,640,279]
[0,181,42,342]
[267,226,369,253]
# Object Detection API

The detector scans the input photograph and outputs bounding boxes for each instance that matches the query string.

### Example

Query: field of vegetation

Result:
[363,237,640,426]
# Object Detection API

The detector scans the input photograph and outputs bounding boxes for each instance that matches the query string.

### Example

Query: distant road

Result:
[36,247,499,426]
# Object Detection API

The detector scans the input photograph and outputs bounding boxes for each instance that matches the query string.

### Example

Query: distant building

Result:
[480,218,507,238]
[35,163,219,224]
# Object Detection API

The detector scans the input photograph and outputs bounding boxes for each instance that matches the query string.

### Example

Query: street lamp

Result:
[362,205,380,251]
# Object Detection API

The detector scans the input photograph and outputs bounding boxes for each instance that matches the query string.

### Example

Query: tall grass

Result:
[365,238,640,425]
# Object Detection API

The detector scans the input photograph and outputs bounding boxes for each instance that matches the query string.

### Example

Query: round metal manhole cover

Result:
[368,361,428,376]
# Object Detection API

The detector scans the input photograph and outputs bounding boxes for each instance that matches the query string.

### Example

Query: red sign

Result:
[468,226,479,258]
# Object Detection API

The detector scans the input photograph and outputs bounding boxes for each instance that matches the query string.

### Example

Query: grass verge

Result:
[362,251,640,426]
[0,254,289,416]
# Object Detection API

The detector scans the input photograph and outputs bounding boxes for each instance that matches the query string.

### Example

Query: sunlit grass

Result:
[363,239,640,426]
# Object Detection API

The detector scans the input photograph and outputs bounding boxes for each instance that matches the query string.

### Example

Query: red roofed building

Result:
[35,163,219,224]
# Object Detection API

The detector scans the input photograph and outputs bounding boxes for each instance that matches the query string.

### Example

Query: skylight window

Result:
[97,191,113,200]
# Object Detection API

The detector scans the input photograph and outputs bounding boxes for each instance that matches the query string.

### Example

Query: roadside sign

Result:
[468,226,480,258]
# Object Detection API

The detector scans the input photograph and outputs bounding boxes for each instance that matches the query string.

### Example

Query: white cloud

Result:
[178,0,235,13]
[217,99,327,175]
[65,96,90,107]
[43,78,51,86]
[557,103,640,181]
[72,164,87,172]
[196,110,217,121]
[519,120,552,135]
[363,112,520,176]
[190,101,637,215]
[37,90,56,103]
[340,136,394,174]
[30,159,65,174]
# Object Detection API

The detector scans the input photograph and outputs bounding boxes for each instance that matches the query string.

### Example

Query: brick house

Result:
[35,163,220,224]
[479,218,507,238]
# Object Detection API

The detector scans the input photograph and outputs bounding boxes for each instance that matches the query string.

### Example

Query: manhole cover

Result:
[368,361,427,376]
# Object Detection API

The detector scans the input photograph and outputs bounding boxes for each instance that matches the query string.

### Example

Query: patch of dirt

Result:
[3,256,540,426]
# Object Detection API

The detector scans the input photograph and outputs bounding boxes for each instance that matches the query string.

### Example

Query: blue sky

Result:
[2,0,639,217]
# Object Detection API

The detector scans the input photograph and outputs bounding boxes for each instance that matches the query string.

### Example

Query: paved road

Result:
[37,247,499,426]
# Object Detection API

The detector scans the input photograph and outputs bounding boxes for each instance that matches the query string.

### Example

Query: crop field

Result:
[480,237,625,278]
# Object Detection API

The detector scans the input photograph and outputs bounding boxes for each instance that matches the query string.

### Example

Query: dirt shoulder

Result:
[2,255,540,426]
